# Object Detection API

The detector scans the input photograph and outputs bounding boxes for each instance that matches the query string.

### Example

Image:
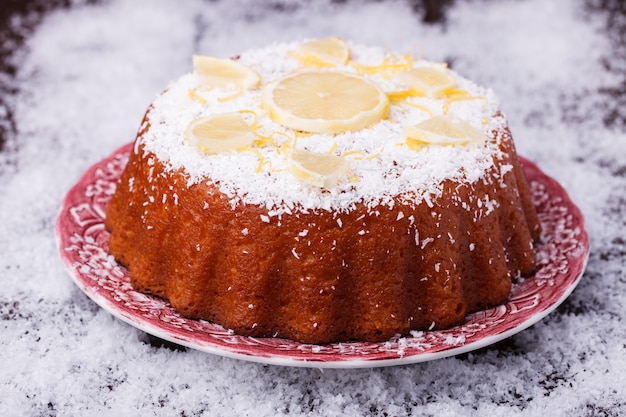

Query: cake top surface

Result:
[139,39,509,215]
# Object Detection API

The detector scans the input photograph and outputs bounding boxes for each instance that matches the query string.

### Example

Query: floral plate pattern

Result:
[56,143,589,368]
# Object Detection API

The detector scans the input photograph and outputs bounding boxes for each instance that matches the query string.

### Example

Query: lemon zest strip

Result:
[340,149,367,159]
[442,94,488,114]
[407,44,425,62]
[339,148,383,161]
[387,90,418,103]
[217,88,244,102]
[239,147,272,173]
[238,109,259,127]
[253,134,282,154]
[348,174,361,183]
[402,101,434,117]
[364,147,384,160]
[188,89,207,105]
[350,53,413,77]
[405,138,425,151]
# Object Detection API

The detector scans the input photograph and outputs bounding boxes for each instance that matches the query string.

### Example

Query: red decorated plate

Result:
[56,143,589,368]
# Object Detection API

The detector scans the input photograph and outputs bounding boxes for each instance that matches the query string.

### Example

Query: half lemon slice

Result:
[263,70,389,134]
[185,113,256,154]
[192,55,261,90]
[405,115,486,148]
[394,66,455,98]
[288,147,350,188]
[290,37,350,66]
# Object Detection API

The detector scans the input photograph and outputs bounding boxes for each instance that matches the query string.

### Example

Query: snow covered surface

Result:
[1,0,625,415]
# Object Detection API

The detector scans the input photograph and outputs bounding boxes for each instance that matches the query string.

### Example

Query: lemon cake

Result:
[104,38,541,344]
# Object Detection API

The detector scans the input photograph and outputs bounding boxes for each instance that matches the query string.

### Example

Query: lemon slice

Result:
[288,148,350,188]
[263,70,389,134]
[395,66,455,98]
[192,55,261,90]
[404,115,486,148]
[290,37,350,66]
[185,113,256,154]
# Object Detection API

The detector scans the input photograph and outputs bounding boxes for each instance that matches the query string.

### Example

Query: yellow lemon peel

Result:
[340,149,366,159]
[217,89,245,102]
[340,148,384,161]
[400,100,434,117]
[442,93,489,114]
[350,53,414,78]
[387,89,417,104]
[348,174,361,183]
[188,89,207,105]
[253,133,285,154]
[239,147,272,173]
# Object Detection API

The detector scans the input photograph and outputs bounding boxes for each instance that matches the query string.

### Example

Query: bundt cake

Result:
[104,38,541,344]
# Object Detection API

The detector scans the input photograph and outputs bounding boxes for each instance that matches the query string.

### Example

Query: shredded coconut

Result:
[139,41,506,216]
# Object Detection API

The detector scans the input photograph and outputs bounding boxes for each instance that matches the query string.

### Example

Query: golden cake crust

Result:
[105,114,540,344]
